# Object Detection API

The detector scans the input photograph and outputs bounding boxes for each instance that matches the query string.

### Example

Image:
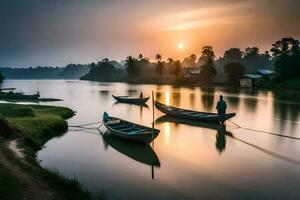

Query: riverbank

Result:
[0,103,91,200]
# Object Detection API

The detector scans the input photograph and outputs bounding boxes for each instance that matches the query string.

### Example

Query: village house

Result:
[183,67,201,78]
[240,69,276,88]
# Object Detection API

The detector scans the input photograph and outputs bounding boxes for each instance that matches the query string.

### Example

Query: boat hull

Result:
[103,117,159,144]
[112,95,149,105]
[155,101,236,123]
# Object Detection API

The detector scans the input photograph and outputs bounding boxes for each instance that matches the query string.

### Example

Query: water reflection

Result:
[200,88,215,111]
[215,125,233,153]
[156,115,232,152]
[5,80,299,200]
[101,133,160,167]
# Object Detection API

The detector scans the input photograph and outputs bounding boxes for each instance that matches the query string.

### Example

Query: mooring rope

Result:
[69,121,102,128]
[228,120,300,141]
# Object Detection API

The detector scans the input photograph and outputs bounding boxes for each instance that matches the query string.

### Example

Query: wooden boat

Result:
[155,101,236,123]
[102,113,159,144]
[101,132,160,167]
[0,91,40,100]
[112,95,149,105]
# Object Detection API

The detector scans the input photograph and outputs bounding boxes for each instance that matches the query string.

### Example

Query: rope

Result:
[228,120,300,141]
[69,121,102,128]
[231,135,300,166]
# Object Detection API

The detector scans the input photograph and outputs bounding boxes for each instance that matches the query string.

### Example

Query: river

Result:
[1,80,300,200]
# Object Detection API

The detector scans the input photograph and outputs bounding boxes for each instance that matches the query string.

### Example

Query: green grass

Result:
[0,103,92,200]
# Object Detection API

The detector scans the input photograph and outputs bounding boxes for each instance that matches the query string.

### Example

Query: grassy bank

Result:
[0,103,91,200]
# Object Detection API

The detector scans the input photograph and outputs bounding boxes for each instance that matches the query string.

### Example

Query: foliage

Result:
[223,48,243,62]
[242,47,271,73]
[0,104,91,199]
[171,60,182,77]
[156,61,164,75]
[81,61,124,81]
[199,57,217,85]
[271,37,300,79]
[0,72,4,82]
[224,62,246,83]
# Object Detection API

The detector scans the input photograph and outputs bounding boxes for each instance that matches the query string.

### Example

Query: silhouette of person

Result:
[140,92,143,98]
[216,95,227,124]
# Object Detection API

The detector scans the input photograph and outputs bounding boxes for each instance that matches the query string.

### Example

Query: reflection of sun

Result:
[177,43,184,50]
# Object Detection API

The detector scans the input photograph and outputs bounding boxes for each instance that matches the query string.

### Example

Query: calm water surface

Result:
[1,80,300,200]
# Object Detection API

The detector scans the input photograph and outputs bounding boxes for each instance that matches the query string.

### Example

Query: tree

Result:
[198,46,215,66]
[241,47,272,73]
[155,54,164,75]
[102,58,109,62]
[224,62,246,84]
[223,48,243,62]
[199,57,217,85]
[189,54,197,63]
[182,54,197,67]
[138,54,143,60]
[155,54,162,61]
[171,60,182,77]
[270,38,300,79]
[0,72,4,82]
[125,56,139,77]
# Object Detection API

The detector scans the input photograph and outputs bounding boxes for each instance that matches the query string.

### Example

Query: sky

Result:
[0,0,300,67]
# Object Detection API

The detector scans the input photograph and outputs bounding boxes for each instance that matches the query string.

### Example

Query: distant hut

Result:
[240,74,264,88]
[257,69,275,81]
[184,67,201,78]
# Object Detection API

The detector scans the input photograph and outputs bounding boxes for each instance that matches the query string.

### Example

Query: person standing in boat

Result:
[140,92,143,99]
[216,95,227,124]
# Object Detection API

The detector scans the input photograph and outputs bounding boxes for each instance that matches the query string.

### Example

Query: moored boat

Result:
[155,101,236,123]
[112,95,149,105]
[0,91,40,100]
[102,112,159,144]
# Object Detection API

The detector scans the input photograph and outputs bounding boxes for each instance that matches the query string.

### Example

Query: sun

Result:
[177,43,184,50]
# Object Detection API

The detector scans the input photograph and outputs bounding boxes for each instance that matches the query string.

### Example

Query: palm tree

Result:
[172,60,182,77]
[155,54,162,61]
[138,54,143,60]
[167,58,174,64]
[155,54,164,75]
[125,56,138,77]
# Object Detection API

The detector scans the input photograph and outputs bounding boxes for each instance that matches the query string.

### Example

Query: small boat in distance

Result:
[102,112,159,144]
[155,101,236,123]
[112,95,149,105]
[0,91,40,100]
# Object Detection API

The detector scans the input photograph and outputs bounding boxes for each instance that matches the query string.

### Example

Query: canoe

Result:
[101,132,160,167]
[0,92,40,100]
[155,101,236,123]
[102,113,160,144]
[112,95,149,104]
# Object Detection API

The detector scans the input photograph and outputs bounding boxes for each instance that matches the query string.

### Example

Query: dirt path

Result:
[0,139,61,200]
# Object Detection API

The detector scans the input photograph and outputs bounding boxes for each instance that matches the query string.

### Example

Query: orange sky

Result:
[0,0,300,67]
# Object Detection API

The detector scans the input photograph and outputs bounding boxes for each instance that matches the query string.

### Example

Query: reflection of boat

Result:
[112,95,149,105]
[0,91,40,100]
[113,102,149,108]
[156,115,222,130]
[155,101,236,123]
[103,113,160,144]
[102,132,160,167]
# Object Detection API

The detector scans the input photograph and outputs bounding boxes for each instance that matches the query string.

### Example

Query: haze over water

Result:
[1,80,300,200]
